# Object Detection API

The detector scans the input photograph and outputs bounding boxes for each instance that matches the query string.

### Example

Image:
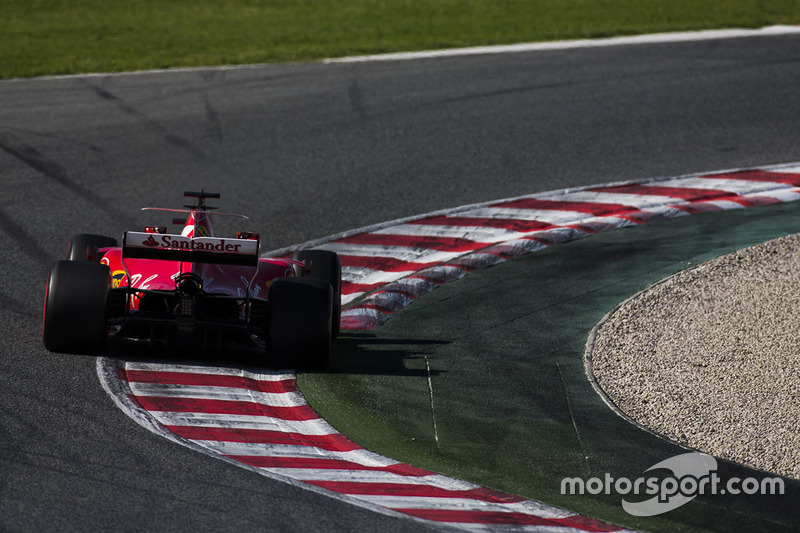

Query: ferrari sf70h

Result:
[42,191,341,369]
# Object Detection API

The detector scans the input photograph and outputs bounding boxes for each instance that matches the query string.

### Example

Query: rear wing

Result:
[123,232,260,266]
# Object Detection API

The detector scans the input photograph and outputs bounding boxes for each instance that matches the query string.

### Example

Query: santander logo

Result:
[126,232,256,255]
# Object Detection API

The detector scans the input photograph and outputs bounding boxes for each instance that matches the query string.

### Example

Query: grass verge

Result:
[1,0,798,78]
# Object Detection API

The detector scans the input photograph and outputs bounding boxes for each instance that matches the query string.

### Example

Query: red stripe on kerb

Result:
[491,198,637,216]
[674,202,724,214]
[742,195,784,206]
[341,280,387,295]
[132,396,320,420]
[588,183,740,202]
[121,369,297,393]
[167,425,360,451]
[340,314,383,330]
[701,169,800,186]
[305,481,525,503]
[334,233,488,252]
[408,215,555,233]
[338,254,437,272]
[398,509,622,531]
[229,456,433,476]
[726,195,783,207]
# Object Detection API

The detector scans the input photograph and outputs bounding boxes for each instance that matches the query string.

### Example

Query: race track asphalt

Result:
[1,33,799,531]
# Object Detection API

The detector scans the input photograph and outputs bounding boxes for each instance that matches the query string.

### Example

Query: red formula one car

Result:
[42,191,341,369]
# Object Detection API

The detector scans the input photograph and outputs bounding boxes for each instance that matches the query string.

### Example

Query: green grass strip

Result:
[1,0,798,78]
[300,200,800,532]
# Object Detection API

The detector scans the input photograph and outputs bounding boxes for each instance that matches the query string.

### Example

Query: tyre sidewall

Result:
[43,260,110,353]
[268,277,332,370]
[292,250,341,339]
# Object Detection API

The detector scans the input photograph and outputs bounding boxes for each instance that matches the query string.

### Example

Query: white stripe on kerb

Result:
[373,223,528,242]
[128,382,307,407]
[261,468,437,484]
[147,412,337,435]
[454,207,606,225]
[770,165,800,174]
[340,307,388,320]
[534,189,684,207]
[687,199,746,210]
[317,243,467,262]
[341,266,416,285]
[659,176,793,194]
[342,292,366,305]
[122,362,295,381]
[198,441,400,466]
[754,189,800,202]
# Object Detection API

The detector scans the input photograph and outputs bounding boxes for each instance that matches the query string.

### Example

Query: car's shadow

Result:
[327,332,449,377]
[101,332,449,378]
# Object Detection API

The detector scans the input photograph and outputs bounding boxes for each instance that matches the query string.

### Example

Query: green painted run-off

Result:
[301,200,800,532]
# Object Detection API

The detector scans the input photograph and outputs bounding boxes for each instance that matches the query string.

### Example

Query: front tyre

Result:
[67,234,118,262]
[268,277,332,370]
[42,260,110,354]
[292,250,341,339]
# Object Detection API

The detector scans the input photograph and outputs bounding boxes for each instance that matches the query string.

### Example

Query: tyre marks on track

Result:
[0,129,136,227]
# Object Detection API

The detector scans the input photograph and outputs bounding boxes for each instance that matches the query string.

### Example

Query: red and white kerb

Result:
[102,361,628,532]
[100,163,800,531]
[319,165,800,329]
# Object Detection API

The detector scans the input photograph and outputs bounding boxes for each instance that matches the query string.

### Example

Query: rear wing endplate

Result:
[123,232,260,266]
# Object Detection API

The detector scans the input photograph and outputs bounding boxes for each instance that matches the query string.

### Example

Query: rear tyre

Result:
[67,234,118,262]
[268,277,332,370]
[42,260,110,354]
[292,250,341,339]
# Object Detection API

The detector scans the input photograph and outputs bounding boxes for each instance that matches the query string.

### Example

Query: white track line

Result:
[325,25,800,63]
